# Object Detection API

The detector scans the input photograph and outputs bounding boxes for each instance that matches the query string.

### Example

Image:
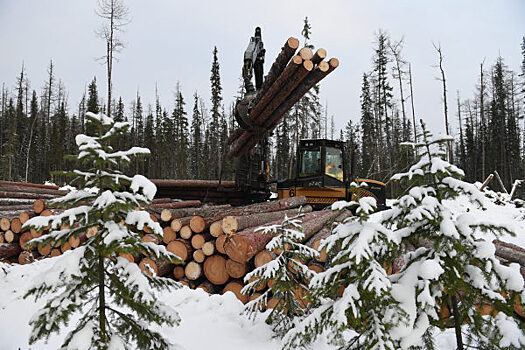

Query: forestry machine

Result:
[230,27,386,209]
[154,27,387,209]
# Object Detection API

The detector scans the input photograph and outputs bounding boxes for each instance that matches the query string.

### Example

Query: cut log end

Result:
[179,225,193,240]
[298,47,314,60]
[287,37,300,50]
[185,261,202,280]
[139,258,158,276]
[224,234,256,263]
[210,221,224,237]
[203,254,229,285]
[223,281,248,304]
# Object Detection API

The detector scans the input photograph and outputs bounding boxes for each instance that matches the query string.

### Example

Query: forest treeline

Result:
[1,32,524,197]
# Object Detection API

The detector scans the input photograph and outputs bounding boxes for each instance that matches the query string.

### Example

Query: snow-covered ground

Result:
[1,192,523,350]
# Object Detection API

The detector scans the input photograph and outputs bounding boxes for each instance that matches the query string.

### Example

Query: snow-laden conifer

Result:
[384,122,525,349]
[242,211,318,337]
[23,112,182,350]
[284,194,405,350]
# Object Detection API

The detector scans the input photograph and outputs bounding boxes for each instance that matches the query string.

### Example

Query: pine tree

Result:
[284,195,404,350]
[242,211,317,337]
[383,122,525,349]
[23,111,182,349]
[190,92,202,179]
[360,73,375,177]
[210,46,223,178]
[86,77,100,136]
[172,88,189,179]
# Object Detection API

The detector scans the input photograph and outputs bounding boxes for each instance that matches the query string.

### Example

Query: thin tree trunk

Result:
[450,295,464,350]
[434,44,452,162]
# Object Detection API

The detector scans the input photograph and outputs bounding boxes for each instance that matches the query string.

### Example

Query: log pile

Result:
[227,37,339,158]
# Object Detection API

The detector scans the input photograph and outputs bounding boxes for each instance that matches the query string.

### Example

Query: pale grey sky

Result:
[1,0,524,135]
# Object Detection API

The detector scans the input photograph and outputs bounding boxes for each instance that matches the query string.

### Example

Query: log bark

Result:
[151,179,235,188]
[154,204,232,221]
[185,261,202,280]
[224,209,338,263]
[151,198,174,204]
[222,205,313,234]
[197,281,217,294]
[142,234,161,245]
[0,183,67,196]
[167,239,193,262]
[312,48,327,64]
[305,210,353,262]
[0,243,21,259]
[0,180,59,190]
[222,280,248,304]
[149,200,202,210]
[494,240,525,266]
[225,259,248,279]
[0,233,3,244]
[0,191,57,200]
[0,198,35,206]
[203,255,229,285]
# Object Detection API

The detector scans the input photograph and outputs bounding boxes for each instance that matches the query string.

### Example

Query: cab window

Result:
[325,147,344,182]
[299,148,321,177]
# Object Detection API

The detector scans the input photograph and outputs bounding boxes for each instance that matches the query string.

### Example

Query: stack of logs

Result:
[227,37,339,158]
[2,181,525,315]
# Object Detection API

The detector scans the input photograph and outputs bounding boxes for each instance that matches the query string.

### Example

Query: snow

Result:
[130,174,157,201]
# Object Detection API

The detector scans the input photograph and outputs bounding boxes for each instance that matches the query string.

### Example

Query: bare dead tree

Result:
[408,64,417,147]
[433,42,452,162]
[389,38,408,137]
[95,0,130,118]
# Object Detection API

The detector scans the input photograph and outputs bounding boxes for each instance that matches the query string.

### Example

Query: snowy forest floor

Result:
[1,191,524,350]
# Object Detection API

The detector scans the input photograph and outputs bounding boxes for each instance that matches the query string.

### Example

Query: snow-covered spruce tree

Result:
[383,122,525,349]
[283,194,405,350]
[23,112,182,349]
[242,211,318,337]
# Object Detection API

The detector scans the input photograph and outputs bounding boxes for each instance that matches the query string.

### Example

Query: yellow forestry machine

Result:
[153,27,386,209]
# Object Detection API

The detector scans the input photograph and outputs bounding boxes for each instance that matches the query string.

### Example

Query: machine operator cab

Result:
[277,139,387,209]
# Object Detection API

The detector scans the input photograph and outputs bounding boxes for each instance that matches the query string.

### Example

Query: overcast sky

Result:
[1,0,524,135]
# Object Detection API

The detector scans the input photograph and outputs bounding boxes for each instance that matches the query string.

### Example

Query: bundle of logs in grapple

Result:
[227,37,339,158]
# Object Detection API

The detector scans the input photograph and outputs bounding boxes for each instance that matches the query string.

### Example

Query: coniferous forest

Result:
[1,29,524,198]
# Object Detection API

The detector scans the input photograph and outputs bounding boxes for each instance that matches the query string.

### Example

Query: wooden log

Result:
[193,249,206,263]
[86,225,99,238]
[254,37,300,108]
[0,181,59,190]
[61,241,72,253]
[0,205,35,212]
[210,221,224,237]
[225,259,248,279]
[216,235,227,254]
[154,204,229,221]
[308,262,325,273]
[222,206,313,234]
[50,248,61,257]
[224,210,337,263]
[19,211,34,224]
[152,198,174,204]
[37,241,52,256]
[202,241,215,256]
[493,240,525,266]
[254,250,276,268]
[142,234,161,245]
[162,226,177,244]
[0,243,21,259]
[151,179,236,188]
[247,274,267,292]
[312,48,327,64]
[479,174,494,191]
[173,265,185,279]
[0,217,11,231]
[197,281,217,294]
[170,216,192,232]
[0,233,4,244]
[306,210,353,262]
[298,47,313,60]
[0,191,57,200]
[139,258,158,276]
[167,239,193,263]
[0,198,36,206]
[10,217,22,234]
[0,183,68,196]
[185,261,202,280]
[203,255,229,285]
[179,225,193,240]
[68,232,86,248]
[190,215,206,233]
[33,199,46,214]
[160,209,173,222]
[119,253,135,263]
[149,200,202,210]
[18,250,35,265]
[19,231,34,250]
[222,280,248,304]
[40,209,53,216]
